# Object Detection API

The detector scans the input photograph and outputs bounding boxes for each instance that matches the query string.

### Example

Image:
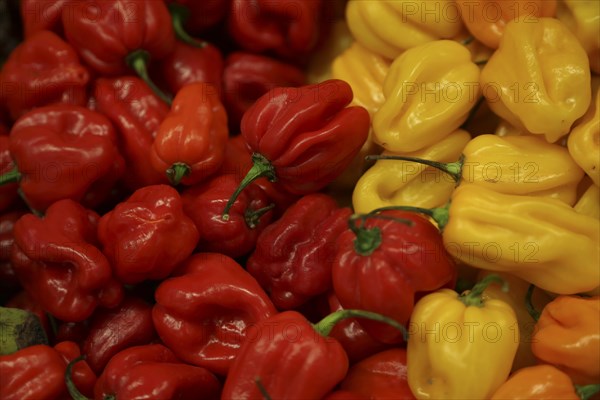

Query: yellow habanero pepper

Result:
[407,275,519,399]
[345,0,464,60]
[352,129,470,214]
[556,0,600,74]
[575,183,600,219]
[373,40,480,153]
[568,80,599,186]
[480,18,591,143]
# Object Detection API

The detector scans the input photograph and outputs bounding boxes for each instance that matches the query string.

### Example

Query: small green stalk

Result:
[365,154,464,183]
[254,377,272,400]
[459,274,507,308]
[576,384,600,400]
[313,309,408,340]
[126,49,172,105]
[245,203,275,229]
[525,284,541,321]
[365,204,451,231]
[65,355,91,400]
[168,3,207,48]
[165,163,190,186]
[0,167,20,185]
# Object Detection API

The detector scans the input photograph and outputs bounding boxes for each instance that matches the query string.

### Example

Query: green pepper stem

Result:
[222,153,276,221]
[459,274,507,308]
[525,284,541,322]
[65,355,91,400]
[365,154,463,183]
[576,384,600,400]
[313,309,408,340]
[245,203,275,229]
[255,377,272,400]
[0,167,20,185]
[461,36,475,45]
[365,204,450,231]
[165,163,190,186]
[348,212,414,256]
[168,3,207,48]
[126,49,172,105]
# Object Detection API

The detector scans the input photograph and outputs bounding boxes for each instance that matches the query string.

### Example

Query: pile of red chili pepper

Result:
[1,0,599,399]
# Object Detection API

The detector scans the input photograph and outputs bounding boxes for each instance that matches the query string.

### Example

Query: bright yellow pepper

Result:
[441,184,600,295]
[345,0,465,60]
[407,275,519,399]
[556,0,600,73]
[352,129,470,214]
[305,20,353,84]
[574,182,600,219]
[480,18,591,143]
[373,40,480,153]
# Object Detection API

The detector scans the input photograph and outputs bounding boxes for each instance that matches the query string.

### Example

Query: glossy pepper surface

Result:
[556,0,600,73]
[332,209,456,344]
[480,17,591,143]
[94,344,221,400]
[247,193,352,310]
[0,30,89,121]
[345,0,464,60]
[153,253,277,376]
[0,136,19,213]
[6,104,125,212]
[407,276,519,399]
[20,0,68,38]
[11,199,123,322]
[575,183,600,219]
[98,184,199,284]
[150,82,228,185]
[373,40,480,153]
[568,82,599,186]
[0,212,25,295]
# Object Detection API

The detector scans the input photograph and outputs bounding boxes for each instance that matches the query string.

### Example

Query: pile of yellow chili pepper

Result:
[309,0,600,398]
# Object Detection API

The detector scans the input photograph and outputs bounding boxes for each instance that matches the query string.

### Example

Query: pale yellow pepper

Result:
[352,129,471,214]
[373,40,480,153]
[345,0,464,60]
[556,0,600,73]
[480,18,591,143]
[574,182,600,219]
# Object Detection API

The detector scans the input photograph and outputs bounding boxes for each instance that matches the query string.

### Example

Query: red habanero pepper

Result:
[2,104,125,212]
[82,295,157,374]
[153,253,277,376]
[221,79,370,219]
[150,82,228,186]
[246,193,352,310]
[228,0,322,61]
[11,199,123,322]
[0,30,89,121]
[181,174,274,259]
[54,341,97,399]
[94,344,221,400]
[167,0,229,35]
[62,0,175,104]
[332,209,457,344]
[20,0,69,38]
[93,76,170,190]
[222,51,306,130]
[0,212,25,296]
[0,136,19,213]
[97,185,199,285]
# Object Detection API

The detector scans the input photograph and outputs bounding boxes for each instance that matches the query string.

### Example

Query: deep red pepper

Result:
[97,184,199,285]
[93,76,170,190]
[222,79,369,219]
[0,30,89,121]
[0,211,25,296]
[94,344,221,400]
[55,341,97,399]
[20,0,69,38]
[246,193,352,310]
[11,199,124,322]
[228,0,322,61]
[153,252,277,376]
[150,82,229,185]
[62,0,175,104]
[82,295,157,374]
[332,209,457,344]
[0,136,19,213]
[222,51,306,131]
[3,104,125,212]
[168,0,229,35]
[181,173,274,259]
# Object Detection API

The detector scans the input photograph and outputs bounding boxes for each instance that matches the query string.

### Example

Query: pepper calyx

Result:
[244,203,275,229]
[165,162,190,186]
[0,167,21,185]
[459,274,507,308]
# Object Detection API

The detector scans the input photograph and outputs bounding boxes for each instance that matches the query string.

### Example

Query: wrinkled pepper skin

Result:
[62,0,175,76]
[480,18,591,143]
[333,210,457,344]
[94,344,221,400]
[153,253,277,376]
[222,52,306,130]
[0,30,89,121]
[181,174,274,259]
[8,104,125,212]
[82,295,157,374]
[247,193,352,310]
[345,0,464,60]
[94,76,170,190]
[20,0,69,38]
[151,82,228,185]
[373,40,480,153]
[340,348,415,399]
[352,129,471,214]
[0,136,19,213]
[221,310,349,400]
[455,0,557,49]
[556,0,600,73]
[11,199,123,322]
[98,184,199,284]
[442,184,600,294]
[407,281,519,399]
[568,82,599,186]
[532,295,600,385]
[228,0,322,60]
